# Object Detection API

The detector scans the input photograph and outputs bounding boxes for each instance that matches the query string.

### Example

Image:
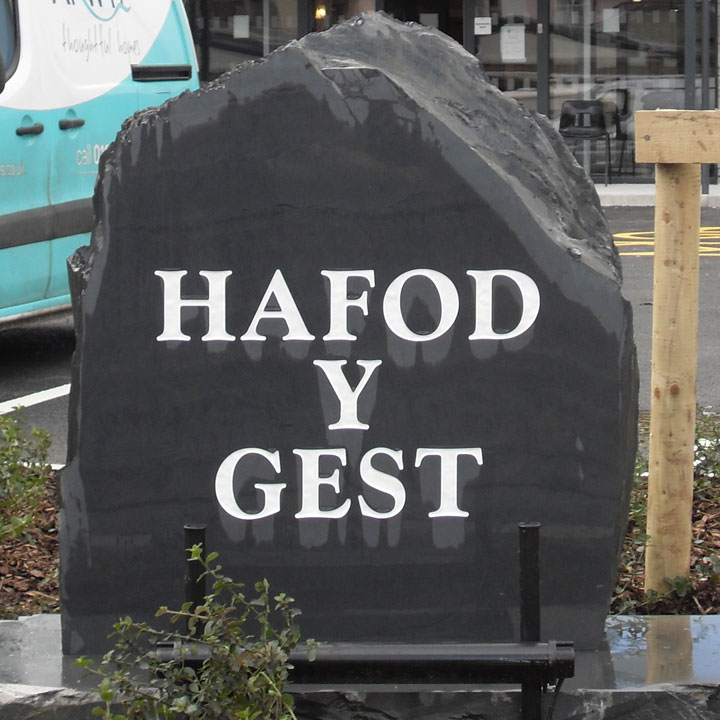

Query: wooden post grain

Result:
[633,111,720,593]
[645,163,700,592]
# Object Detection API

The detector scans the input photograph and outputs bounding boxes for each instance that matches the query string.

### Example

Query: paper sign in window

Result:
[500,24,526,62]
[602,9,620,33]
[474,17,492,34]
[233,15,250,39]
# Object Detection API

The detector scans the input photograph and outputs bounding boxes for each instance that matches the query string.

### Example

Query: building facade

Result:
[183,0,718,181]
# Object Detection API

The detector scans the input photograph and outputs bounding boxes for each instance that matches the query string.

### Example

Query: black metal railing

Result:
[162,522,575,720]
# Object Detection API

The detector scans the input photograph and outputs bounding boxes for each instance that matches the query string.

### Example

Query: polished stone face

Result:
[61,13,637,655]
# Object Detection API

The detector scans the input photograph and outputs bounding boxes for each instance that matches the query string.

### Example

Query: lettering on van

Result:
[0,163,26,177]
[53,0,132,23]
[61,22,141,61]
[76,144,110,167]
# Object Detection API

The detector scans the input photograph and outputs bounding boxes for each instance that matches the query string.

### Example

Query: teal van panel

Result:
[49,4,199,209]
[0,0,198,323]
[0,243,52,311]
[48,233,86,300]
[0,111,52,219]
[0,295,71,322]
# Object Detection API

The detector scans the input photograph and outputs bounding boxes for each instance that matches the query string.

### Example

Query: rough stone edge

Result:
[2,684,719,719]
[87,12,620,287]
[0,684,98,720]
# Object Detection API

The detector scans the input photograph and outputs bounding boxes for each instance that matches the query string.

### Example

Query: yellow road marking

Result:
[614,227,720,256]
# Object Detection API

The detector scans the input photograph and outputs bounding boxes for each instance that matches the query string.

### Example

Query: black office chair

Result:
[558,99,611,185]
[600,90,635,177]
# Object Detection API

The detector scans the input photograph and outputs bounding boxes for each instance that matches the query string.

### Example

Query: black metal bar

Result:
[685,0,696,110]
[522,675,542,720]
[184,524,207,635]
[536,0,550,117]
[166,521,575,717]
[519,522,541,642]
[289,641,575,685]
[297,0,312,39]
[185,0,198,46]
[701,0,710,194]
[200,0,210,83]
[518,522,542,720]
[462,0,472,54]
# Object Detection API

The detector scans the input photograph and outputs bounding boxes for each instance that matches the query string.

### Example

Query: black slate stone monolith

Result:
[60,12,637,655]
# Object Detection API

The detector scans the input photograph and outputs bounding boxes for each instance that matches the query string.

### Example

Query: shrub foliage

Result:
[78,547,314,720]
[0,412,52,541]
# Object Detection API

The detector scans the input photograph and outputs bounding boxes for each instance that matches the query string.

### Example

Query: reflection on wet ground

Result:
[0,614,718,692]
[605,615,720,688]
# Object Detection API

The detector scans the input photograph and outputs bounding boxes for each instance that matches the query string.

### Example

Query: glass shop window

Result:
[187,0,300,79]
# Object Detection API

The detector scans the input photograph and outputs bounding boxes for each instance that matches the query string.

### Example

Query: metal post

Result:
[263,0,271,56]
[701,0,711,193]
[463,0,474,54]
[685,0,696,110]
[186,0,199,45]
[184,524,207,635]
[297,0,312,38]
[519,522,541,642]
[536,0,550,117]
[200,0,210,83]
[519,522,542,720]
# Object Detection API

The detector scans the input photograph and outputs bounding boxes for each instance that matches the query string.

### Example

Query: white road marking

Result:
[0,383,71,415]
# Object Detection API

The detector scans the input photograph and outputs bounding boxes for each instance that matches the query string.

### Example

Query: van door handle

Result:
[59,118,85,130]
[16,123,44,136]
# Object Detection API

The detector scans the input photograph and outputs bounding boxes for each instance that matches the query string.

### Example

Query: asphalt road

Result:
[2,204,720,466]
[0,312,74,466]
[606,206,720,418]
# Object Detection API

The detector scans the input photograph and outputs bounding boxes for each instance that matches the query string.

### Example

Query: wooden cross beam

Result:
[634,110,720,593]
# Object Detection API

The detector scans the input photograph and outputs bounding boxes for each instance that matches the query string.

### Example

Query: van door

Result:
[0,0,52,312]
[46,0,196,300]
[0,0,198,321]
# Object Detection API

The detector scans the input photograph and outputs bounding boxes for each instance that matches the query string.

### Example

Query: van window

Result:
[0,0,16,77]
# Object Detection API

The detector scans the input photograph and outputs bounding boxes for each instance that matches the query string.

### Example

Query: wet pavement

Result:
[1,613,719,691]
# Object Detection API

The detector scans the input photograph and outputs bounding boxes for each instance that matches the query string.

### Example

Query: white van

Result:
[0,0,198,324]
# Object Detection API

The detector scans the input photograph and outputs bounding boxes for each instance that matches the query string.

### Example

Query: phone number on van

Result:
[77,143,110,167]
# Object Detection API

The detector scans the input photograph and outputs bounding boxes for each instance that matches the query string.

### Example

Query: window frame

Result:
[0,0,19,84]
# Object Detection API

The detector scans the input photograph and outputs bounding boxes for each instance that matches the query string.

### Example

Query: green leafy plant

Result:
[77,547,314,720]
[664,575,693,598]
[0,411,52,540]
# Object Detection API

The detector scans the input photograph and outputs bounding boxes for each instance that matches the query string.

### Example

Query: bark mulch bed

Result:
[610,470,720,615]
[611,410,720,615]
[0,474,59,618]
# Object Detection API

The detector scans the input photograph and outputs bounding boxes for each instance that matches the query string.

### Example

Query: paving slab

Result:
[597,182,720,208]
[1,614,719,718]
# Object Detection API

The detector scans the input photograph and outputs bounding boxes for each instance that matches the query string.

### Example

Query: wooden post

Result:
[634,110,720,593]
[645,162,700,592]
